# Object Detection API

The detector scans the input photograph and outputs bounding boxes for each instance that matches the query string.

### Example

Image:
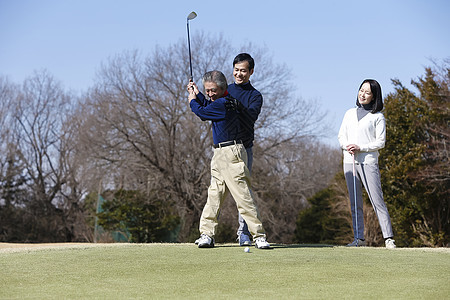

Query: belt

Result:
[213,140,242,148]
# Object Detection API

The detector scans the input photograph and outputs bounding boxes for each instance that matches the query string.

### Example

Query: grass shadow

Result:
[271,243,335,249]
[213,243,336,249]
[214,243,244,248]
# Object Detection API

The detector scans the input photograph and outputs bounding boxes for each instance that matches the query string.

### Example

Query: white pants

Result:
[199,143,266,240]
[344,162,394,239]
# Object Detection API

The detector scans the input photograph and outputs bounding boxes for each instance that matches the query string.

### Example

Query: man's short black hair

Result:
[356,79,383,113]
[233,53,255,71]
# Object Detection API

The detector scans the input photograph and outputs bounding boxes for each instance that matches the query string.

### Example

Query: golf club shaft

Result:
[352,154,358,242]
[187,21,193,80]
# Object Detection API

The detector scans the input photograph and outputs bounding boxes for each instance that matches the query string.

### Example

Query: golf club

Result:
[352,154,359,245]
[186,11,197,81]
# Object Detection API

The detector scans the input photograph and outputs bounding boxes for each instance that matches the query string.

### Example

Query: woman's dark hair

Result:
[233,53,255,71]
[356,79,383,113]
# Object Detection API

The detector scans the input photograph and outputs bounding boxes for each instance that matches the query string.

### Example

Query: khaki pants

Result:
[199,143,266,240]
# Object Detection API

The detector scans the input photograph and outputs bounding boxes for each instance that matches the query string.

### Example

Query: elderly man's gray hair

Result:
[202,70,228,91]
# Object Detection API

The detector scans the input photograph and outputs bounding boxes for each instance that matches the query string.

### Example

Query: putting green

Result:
[1,243,448,299]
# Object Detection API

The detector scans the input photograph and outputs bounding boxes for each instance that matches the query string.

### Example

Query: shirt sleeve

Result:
[338,110,350,150]
[190,98,227,121]
[195,92,207,106]
[241,93,263,122]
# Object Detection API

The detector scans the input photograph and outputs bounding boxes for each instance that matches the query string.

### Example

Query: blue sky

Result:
[0,0,449,146]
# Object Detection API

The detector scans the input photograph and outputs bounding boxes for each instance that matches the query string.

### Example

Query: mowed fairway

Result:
[1,243,449,299]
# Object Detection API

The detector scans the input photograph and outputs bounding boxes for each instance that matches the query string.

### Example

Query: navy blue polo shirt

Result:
[227,82,263,148]
[190,92,240,145]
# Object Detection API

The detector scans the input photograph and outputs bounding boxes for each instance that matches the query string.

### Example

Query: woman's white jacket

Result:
[338,107,386,164]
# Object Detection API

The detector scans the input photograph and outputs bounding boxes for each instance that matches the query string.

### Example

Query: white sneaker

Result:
[194,237,200,245]
[385,238,396,249]
[197,234,214,248]
[346,239,366,247]
[254,237,271,249]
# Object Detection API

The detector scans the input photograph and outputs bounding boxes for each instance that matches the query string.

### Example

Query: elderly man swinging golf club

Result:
[191,53,263,247]
[187,70,270,249]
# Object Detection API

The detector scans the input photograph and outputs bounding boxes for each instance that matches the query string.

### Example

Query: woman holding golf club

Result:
[338,79,396,249]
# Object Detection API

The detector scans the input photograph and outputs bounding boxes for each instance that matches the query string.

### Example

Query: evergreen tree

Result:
[97,189,180,243]
[295,173,352,244]
[381,62,449,246]
[0,150,28,241]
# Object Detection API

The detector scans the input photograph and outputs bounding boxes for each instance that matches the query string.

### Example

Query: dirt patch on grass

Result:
[0,242,190,253]
[0,242,92,249]
[0,242,120,253]
[1,242,448,253]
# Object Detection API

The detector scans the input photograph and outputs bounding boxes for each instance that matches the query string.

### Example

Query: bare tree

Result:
[78,33,335,242]
[213,137,342,243]
[0,76,28,241]
[0,76,17,178]
[4,70,86,241]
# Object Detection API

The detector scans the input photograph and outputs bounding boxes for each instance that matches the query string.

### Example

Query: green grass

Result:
[1,243,449,299]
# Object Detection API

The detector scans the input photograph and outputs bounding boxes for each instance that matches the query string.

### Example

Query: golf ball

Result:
[244,247,250,253]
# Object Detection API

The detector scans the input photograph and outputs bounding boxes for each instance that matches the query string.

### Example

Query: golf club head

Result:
[187,11,197,21]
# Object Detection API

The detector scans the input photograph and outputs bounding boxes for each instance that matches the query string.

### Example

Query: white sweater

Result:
[338,107,386,164]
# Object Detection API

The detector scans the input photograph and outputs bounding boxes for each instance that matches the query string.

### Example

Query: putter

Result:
[352,154,359,245]
[186,11,197,81]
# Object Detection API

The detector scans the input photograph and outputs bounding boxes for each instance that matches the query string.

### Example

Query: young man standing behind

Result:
[226,53,263,246]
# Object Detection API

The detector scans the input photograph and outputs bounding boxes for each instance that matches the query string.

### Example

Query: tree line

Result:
[0,34,338,243]
[0,34,447,246]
